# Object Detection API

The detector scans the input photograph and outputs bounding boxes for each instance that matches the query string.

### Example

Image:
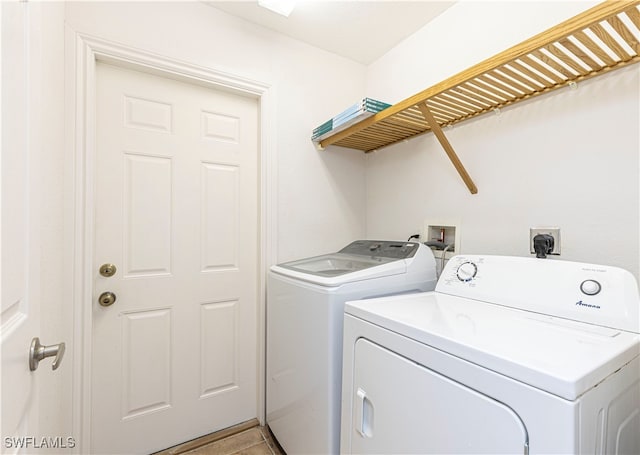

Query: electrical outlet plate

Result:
[530,227,561,255]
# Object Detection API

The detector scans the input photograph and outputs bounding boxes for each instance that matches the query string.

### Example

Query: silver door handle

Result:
[29,337,65,371]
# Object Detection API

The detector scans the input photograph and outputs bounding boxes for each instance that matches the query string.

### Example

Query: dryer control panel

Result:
[436,255,640,333]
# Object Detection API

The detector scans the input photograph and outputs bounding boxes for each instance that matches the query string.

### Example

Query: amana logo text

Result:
[576,300,601,309]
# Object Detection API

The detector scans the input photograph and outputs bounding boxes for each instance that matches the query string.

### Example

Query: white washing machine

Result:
[341,255,640,454]
[267,240,437,455]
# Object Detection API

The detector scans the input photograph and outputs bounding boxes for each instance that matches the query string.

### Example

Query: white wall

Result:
[64,1,367,262]
[366,1,600,103]
[364,1,640,280]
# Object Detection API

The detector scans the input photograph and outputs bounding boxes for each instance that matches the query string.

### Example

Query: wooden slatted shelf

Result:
[316,0,640,194]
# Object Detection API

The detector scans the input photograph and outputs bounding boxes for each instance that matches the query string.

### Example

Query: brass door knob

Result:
[98,291,117,307]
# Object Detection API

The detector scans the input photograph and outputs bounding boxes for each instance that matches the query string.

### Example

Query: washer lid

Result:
[278,253,395,277]
[271,241,423,286]
[345,292,640,400]
[271,253,407,286]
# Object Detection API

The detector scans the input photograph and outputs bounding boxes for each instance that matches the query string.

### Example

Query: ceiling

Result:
[205,1,455,65]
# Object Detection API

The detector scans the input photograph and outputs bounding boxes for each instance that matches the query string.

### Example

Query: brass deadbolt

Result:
[99,263,117,277]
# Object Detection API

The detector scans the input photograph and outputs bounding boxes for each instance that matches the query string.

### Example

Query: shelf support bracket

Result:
[418,102,478,194]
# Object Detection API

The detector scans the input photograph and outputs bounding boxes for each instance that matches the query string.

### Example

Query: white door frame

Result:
[65,30,277,453]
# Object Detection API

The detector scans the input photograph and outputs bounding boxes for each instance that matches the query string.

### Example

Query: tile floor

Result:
[183,426,283,455]
[155,422,285,455]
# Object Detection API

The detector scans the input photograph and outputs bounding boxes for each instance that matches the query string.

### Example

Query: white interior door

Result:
[1,3,41,452]
[91,62,259,454]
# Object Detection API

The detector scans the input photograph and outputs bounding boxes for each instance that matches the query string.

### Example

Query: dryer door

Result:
[348,338,528,454]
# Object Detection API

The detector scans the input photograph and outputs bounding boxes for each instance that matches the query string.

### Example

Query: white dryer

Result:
[341,255,640,454]
[267,240,437,455]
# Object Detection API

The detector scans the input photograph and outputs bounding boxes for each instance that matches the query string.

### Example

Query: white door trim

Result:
[65,30,277,453]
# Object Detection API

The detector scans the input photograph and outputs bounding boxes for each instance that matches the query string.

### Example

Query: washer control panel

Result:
[436,255,639,333]
[339,240,419,259]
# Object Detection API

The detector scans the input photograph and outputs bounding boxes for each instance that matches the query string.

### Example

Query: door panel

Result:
[201,163,239,270]
[349,338,528,454]
[200,300,238,396]
[92,62,258,454]
[121,308,172,420]
[123,153,173,276]
[1,2,40,451]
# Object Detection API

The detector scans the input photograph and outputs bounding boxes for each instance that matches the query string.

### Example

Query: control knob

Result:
[580,279,601,296]
[456,261,477,282]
